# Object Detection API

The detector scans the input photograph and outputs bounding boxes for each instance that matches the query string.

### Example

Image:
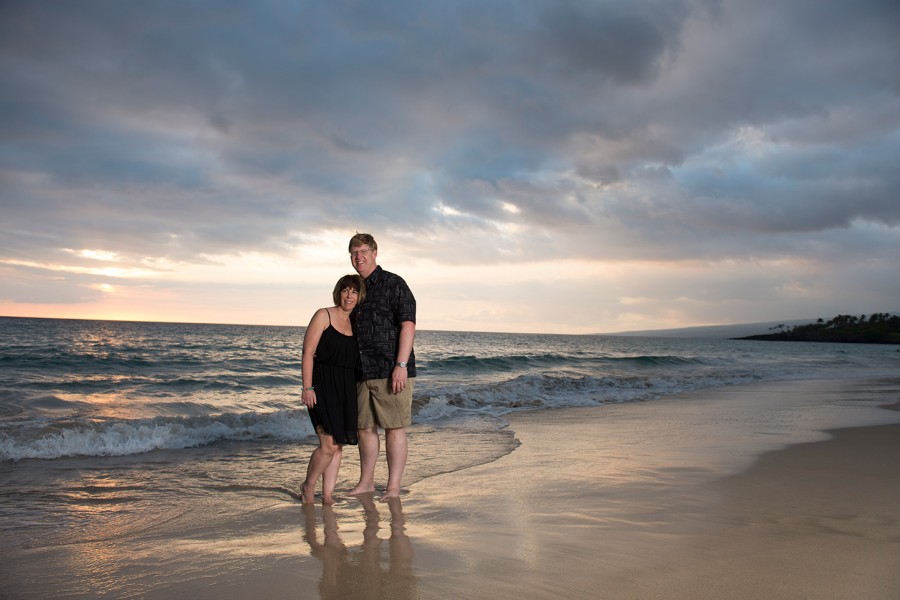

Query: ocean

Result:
[2,315,899,587]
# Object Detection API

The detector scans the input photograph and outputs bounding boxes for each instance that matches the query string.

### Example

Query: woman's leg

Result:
[301,427,339,503]
[321,445,343,505]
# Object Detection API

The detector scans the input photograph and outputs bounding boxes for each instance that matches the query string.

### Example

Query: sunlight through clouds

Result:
[68,249,122,262]
[1,0,898,332]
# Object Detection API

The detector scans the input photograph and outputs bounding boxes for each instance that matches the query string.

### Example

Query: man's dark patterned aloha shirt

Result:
[351,265,416,381]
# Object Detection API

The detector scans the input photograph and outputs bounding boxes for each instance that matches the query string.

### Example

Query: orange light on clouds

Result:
[0,258,155,279]
[0,250,841,333]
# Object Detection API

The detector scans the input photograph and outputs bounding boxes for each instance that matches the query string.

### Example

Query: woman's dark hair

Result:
[332,274,366,305]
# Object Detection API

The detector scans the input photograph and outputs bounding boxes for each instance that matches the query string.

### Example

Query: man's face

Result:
[350,244,377,278]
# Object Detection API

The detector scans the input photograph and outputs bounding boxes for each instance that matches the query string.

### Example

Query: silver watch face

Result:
[396,361,407,368]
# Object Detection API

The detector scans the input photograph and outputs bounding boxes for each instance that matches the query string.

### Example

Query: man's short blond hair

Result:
[348,232,377,252]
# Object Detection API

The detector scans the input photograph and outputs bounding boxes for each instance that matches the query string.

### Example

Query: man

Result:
[346,233,416,499]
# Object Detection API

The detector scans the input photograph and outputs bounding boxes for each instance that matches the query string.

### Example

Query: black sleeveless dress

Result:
[307,316,359,445]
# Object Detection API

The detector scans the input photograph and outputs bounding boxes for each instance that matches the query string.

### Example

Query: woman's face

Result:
[339,286,359,311]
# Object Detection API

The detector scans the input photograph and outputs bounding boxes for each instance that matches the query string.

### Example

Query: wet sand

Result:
[398,379,900,599]
[3,379,900,599]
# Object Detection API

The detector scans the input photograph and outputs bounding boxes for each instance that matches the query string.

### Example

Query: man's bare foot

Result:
[380,488,401,501]
[348,484,376,496]
[300,481,316,504]
[322,495,337,505]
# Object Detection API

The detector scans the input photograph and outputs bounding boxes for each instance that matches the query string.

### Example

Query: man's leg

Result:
[349,426,379,495]
[383,426,408,499]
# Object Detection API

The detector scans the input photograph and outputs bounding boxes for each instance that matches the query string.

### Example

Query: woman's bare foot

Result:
[322,494,337,505]
[300,481,316,504]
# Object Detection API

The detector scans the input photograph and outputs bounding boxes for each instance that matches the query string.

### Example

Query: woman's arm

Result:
[301,308,329,407]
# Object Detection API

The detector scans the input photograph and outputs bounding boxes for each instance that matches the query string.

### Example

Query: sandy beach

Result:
[399,379,900,599]
[3,378,900,599]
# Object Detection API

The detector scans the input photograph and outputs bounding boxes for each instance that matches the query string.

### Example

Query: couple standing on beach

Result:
[299,233,416,504]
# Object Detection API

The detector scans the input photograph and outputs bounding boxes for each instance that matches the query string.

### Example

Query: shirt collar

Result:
[365,265,383,285]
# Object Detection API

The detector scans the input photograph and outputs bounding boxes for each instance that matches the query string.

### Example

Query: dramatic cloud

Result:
[1,0,898,332]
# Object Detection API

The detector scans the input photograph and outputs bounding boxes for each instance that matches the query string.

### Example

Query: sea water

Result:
[1,316,898,557]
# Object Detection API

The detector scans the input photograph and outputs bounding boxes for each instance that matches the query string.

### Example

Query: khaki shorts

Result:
[357,378,414,429]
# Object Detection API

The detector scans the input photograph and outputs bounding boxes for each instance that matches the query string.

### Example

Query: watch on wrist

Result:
[395,361,407,368]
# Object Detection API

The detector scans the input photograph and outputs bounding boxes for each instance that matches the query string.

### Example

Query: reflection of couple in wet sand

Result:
[302,494,416,599]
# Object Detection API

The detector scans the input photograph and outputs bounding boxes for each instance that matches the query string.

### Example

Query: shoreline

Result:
[2,378,900,599]
[400,379,900,599]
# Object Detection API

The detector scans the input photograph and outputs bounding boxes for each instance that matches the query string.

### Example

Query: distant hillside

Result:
[605,319,817,339]
[735,313,900,344]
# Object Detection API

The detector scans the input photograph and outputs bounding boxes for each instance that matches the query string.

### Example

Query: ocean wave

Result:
[2,366,749,461]
[421,353,709,375]
[412,368,762,422]
[1,350,297,376]
[422,353,568,373]
[422,351,708,369]
[5,353,881,462]
[0,410,315,461]
[621,355,709,367]
[5,318,899,462]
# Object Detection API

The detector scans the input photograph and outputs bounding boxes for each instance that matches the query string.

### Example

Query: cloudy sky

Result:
[1,0,898,334]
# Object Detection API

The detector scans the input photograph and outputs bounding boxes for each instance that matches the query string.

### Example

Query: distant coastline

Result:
[606,312,900,344]
[734,313,900,345]
[606,319,818,339]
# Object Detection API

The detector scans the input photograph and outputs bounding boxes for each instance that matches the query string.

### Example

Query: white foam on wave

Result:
[412,369,771,424]
[0,409,315,461]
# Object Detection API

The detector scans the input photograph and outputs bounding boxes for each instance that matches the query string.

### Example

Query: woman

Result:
[300,274,366,504]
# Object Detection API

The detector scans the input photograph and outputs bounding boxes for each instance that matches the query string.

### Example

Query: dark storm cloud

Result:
[1,0,898,274]
[532,0,688,85]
